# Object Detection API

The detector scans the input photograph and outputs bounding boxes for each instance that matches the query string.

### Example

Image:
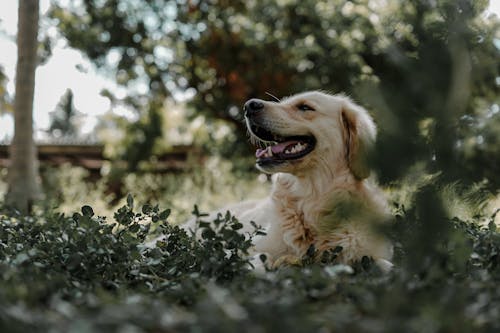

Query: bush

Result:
[0,195,499,332]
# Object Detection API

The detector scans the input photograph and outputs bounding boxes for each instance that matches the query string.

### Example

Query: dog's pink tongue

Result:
[255,141,298,158]
[271,141,295,154]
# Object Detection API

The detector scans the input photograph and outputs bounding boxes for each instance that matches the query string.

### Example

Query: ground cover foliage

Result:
[0,191,499,333]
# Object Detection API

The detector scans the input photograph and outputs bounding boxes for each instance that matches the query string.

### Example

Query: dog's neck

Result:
[271,162,357,228]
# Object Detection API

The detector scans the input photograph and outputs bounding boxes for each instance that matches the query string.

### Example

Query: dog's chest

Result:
[272,187,366,258]
[272,191,323,255]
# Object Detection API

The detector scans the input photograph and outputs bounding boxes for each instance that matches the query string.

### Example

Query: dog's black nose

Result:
[244,99,264,117]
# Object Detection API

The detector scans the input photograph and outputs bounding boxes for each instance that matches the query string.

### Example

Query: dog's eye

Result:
[297,103,315,111]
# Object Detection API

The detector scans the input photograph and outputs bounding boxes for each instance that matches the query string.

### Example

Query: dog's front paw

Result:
[272,254,302,268]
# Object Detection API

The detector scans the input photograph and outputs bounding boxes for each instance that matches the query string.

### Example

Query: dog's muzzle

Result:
[244,98,265,118]
[243,98,316,166]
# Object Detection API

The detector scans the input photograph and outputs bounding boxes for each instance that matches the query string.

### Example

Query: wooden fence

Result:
[0,144,203,175]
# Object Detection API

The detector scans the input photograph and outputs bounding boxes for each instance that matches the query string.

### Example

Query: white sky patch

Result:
[487,1,500,17]
[113,105,139,120]
[0,0,127,139]
[0,114,14,141]
[34,48,112,129]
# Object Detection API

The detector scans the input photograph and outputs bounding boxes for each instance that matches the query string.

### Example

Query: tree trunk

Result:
[6,0,41,213]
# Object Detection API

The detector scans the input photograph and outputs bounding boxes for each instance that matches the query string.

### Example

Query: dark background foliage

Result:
[48,0,499,184]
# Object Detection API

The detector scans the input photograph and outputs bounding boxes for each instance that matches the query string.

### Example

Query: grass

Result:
[7,159,268,223]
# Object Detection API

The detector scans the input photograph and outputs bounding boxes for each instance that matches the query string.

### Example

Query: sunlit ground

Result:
[1,160,498,227]
[0,158,269,224]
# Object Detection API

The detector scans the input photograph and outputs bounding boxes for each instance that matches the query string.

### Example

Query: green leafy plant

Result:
[0,196,499,332]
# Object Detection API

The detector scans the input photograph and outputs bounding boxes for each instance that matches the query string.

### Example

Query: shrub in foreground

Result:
[0,198,499,333]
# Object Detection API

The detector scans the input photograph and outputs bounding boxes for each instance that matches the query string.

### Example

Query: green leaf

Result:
[81,205,94,217]
[231,222,243,230]
[127,194,134,209]
[201,229,215,239]
[488,220,497,233]
[129,223,140,233]
[159,209,171,220]
[142,204,152,214]
[67,253,82,271]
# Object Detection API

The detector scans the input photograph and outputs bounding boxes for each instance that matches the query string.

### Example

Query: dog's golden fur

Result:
[190,91,393,270]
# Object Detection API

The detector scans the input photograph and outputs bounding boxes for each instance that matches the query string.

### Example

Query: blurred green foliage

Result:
[46,0,500,280]
[32,160,267,222]
[0,65,12,114]
[49,0,499,186]
[47,89,80,138]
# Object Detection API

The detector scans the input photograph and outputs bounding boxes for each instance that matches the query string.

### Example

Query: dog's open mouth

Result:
[249,124,316,164]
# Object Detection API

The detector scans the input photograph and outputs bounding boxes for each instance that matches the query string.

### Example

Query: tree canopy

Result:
[47,89,80,138]
[49,0,499,188]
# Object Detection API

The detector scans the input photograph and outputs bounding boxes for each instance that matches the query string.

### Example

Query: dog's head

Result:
[244,91,376,179]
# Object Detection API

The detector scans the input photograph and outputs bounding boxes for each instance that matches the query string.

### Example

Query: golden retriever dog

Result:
[190,91,393,271]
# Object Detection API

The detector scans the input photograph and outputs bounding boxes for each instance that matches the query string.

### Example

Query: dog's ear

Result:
[341,99,377,180]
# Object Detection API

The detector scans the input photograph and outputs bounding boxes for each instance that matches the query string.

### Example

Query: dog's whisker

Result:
[265,92,281,102]
[249,133,263,147]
